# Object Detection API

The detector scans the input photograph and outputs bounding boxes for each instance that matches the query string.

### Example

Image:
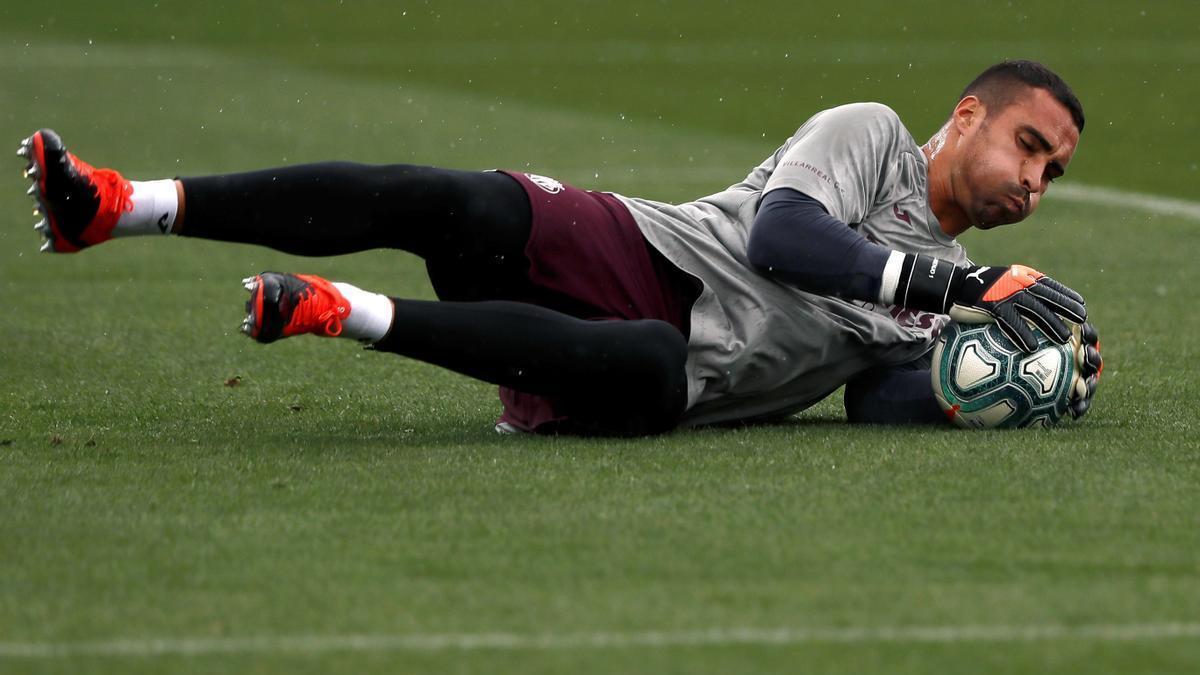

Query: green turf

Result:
[1,2,1199,673]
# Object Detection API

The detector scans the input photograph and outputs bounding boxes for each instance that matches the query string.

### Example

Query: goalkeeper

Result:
[17,59,1101,435]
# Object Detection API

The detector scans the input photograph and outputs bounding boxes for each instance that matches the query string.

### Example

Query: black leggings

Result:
[181,163,689,435]
[184,163,534,298]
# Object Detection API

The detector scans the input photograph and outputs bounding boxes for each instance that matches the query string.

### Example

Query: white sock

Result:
[114,179,178,236]
[332,282,394,342]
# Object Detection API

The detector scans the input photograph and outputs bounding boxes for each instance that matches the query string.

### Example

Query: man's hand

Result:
[947,264,1087,351]
[1068,321,1103,419]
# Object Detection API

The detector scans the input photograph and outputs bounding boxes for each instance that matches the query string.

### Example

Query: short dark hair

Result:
[961,60,1085,132]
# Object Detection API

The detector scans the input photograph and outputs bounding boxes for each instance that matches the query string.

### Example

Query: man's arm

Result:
[746,187,1086,351]
[843,366,945,425]
[746,187,890,300]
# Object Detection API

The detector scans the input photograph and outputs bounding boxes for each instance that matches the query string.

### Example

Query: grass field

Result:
[1,2,1198,673]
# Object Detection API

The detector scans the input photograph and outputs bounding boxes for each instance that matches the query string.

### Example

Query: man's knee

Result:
[626,319,688,393]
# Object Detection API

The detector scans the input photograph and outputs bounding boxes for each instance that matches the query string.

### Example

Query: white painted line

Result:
[4,623,1200,658]
[1051,183,1200,221]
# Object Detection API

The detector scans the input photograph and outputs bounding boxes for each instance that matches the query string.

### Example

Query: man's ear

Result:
[952,95,986,136]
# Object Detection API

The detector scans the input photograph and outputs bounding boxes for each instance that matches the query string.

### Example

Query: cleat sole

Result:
[241,274,266,341]
[20,131,59,254]
[26,136,53,252]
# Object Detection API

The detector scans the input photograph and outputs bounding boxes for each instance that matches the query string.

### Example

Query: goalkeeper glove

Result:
[885,253,1087,352]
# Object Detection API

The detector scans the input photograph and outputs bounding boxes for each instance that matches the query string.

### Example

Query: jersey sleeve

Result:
[763,102,906,225]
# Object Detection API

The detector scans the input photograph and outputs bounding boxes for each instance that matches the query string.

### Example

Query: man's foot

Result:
[17,129,133,253]
[241,272,351,344]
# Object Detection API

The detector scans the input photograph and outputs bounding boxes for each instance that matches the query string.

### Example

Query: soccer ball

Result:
[931,321,1078,429]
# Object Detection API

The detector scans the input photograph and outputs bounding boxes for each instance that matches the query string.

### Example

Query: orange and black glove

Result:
[892,254,1087,352]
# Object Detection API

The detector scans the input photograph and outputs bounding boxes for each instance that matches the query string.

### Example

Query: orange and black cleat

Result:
[241,272,351,344]
[17,129,132,253]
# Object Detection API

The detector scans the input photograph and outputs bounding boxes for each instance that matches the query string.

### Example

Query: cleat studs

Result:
[23,164,37,179]
[39,240,52,253]
[32,207,39,217]
[26,184,36,196]
[34,219,50,235]
[242,277,258,292]
[16,145,29,158]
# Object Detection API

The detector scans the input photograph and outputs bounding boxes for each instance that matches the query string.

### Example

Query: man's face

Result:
[952,87,1080,229]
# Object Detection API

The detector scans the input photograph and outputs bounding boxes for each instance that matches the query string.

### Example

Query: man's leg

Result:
[178,163,531,264]
[240,271,689,436]
[379,299,689,435]
[21,129,532,284]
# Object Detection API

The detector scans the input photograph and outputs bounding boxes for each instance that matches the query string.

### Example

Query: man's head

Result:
[933,60,1084,231]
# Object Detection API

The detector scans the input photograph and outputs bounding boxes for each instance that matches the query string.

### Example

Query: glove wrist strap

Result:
[893,253,958,313]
